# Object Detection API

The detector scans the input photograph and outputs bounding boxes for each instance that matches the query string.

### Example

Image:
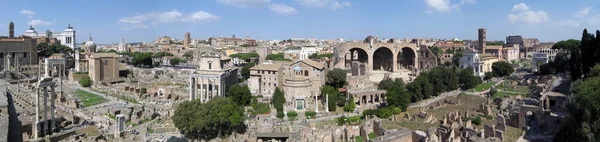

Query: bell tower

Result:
[8,21,15,38]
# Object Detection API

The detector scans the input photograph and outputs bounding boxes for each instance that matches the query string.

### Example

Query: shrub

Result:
[362,109,377,117]
[305,111,316,119]
[376,107,393,119]
[485,115,493,120]
[276,111,284,118]
[141,88,147,94]
[471,116,482,125]
[287,111,298,118]
[337,116,347,125]
[79,76,92,87]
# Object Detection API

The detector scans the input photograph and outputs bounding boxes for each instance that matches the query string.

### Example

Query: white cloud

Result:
[512,3,529,11]
[189,11,221,21]
[216,0,271,8]
[20,10,35,18]
[460,0,476,5]
[342,1,351,7]
[558,20,581,27]
[295,0,351,10]
[28,20,53,26]
[508,11,548,24]
[424,0,450,12]
[574,7,590,18]
[296,0,331,8]
[118,10,219,27]
[425,0,474,13]
[587,15,600,26]
[331,1,342,10]
[269,4,298,15]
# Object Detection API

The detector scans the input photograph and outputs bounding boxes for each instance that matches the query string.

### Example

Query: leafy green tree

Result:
[132,52,154,67]
[308,53,319,59]
[458,67,482,90]
[241,63,256,80]
[321,85,341,111]
[492,61,514,77]
[553,39,582,80]
[37,43,73,57]
[555,76,600,141]
[266,53,290,61]
[183,52,193,59]
[79,75,92,87]
[229,53,259,61]
[581,29,596,77]
[406,82,422,102]
[343,96,356,112]
[376,107,393,119]
[484,72,494,80]
[272,88,286,112]
[428,66,459,95]
[172,97,245,140]
[170,57,181,66]
[276,111,285,118]
[452,52,463,67]
[152,51,173,58]
[378,78,394,90]
[415,72,434,99]
[590,64,600,78]
[326,68,347,88]
[227,84,252,106]
[386,84,411,111]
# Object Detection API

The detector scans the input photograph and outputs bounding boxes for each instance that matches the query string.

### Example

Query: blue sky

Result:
[0,0,598,44]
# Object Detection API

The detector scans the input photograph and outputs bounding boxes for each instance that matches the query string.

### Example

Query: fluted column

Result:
[189,77,195,101]
[43,86,48,136]
[34,86,39,139]
[212,78,216,99]
[50,86,56,135]
[200,78,204,102]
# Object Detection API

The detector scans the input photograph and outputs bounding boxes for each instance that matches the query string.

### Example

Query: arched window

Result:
[304,70,309,76]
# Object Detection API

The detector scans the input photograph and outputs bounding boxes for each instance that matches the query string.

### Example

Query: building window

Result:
[208,63,212,69]
[104,60,108,65]
[304,70,308,76]
[23,52,27,58]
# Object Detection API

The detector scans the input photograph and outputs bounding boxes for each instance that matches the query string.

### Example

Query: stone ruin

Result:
[428,101,445,110]
[478,99,494,116]
[443,97,460,105]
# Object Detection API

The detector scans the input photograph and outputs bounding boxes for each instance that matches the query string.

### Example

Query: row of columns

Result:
[355,94,384,107]
[34,84,56,139]
[189,77,224,103]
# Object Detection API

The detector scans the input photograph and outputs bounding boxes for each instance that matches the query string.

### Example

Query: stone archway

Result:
[373,47,394,72]
[346,48,369,64]
[398,47,416,69]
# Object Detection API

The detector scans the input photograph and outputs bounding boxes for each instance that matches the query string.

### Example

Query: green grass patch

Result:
[492,91,526,99]
[469,82,495,92]
[92,89,140,104]
[74,89,108,107]
[104,113,116,120]
[496,81,529,93]
[368,133,377,139]
[355,136,364,142]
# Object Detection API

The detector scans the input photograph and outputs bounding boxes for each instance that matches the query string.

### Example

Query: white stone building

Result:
[283,46,318,61]
[23,24,76,49]
[459,48,500,77]
[118,38,127,52]
[189,50,238,103]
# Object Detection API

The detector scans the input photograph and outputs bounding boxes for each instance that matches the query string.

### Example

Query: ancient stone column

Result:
[189,77,195,101]
[212,78,216,99]
[200,78,204,102]
[34,86,40,139]
[43,86,48,136]
[50,86,56,134]
[315,93,319,113]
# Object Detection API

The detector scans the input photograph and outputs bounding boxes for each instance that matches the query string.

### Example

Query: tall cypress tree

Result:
[595,30,600,67]
[581,29,591,77]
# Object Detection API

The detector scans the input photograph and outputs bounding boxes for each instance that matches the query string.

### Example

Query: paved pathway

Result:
[409,90,461,108]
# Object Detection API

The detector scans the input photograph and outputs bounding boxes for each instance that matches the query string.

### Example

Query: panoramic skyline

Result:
[0,0,598,43]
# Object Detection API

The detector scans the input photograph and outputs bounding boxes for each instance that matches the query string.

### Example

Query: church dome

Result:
[83,35,97,52]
